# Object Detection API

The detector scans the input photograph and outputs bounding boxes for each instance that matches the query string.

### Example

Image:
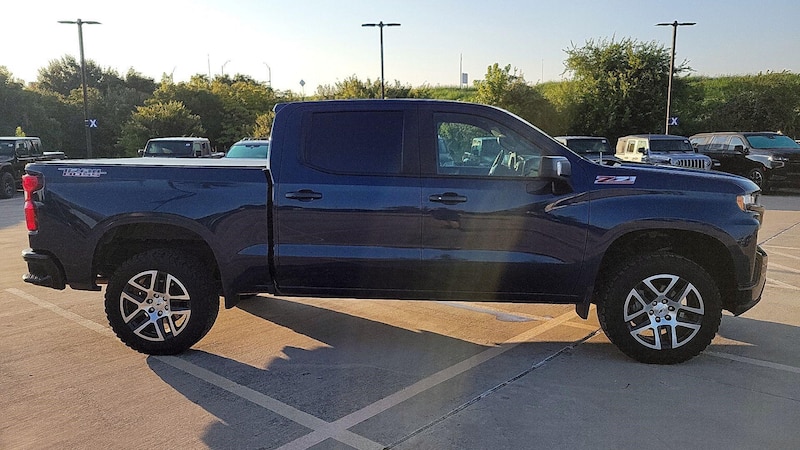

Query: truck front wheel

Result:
[105,249,219,355]
[597,253,721,364]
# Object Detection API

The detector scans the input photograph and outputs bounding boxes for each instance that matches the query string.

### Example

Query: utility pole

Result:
[58,18,100,158]
[656,21,695,135]
[361,21,401,99]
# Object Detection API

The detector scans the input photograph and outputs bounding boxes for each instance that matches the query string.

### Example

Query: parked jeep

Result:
[615,134,712,170]
[690,131,800,191]
[0,136,66,198]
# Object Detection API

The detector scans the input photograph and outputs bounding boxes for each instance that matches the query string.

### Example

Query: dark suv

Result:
[554,136,620,165]
[690,132,800,191]
[0,137,65,198]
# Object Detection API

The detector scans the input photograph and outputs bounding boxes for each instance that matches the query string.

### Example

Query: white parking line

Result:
[767,277,800,291]
[437,301,537,322]
[762,245,800,251]
[11,286,800,449]
[278,308,584,450]
[5,288,114,337]
[706,351,800,374]
[769,262,800,275]
[438,301,600,332]
[765,249,800,261]
[5,287,585,449]
[157,355,385,450]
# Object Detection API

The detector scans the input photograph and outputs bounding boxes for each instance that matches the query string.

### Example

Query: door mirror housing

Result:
[539,156,571,179]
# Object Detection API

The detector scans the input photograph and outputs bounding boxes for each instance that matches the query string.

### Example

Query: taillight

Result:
[22,174,42,231]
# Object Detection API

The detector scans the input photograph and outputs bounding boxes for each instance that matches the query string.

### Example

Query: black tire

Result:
[0,172,15,199]
[105,249,219,355]
[747,167,765,189]
[596,253,721,364]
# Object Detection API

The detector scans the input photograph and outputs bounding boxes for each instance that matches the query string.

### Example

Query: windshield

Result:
[0,141,14,157]
[225,142,269,158]
[144,140,194,156]
[745,134,800,149]
[649,139,693,152]
[566,138,611,154]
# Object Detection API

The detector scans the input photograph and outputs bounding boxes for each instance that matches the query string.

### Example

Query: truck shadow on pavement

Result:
[146,296,800,449]
[148,295,507,448]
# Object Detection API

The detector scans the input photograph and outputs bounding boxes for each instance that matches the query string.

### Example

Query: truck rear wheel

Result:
[597,253,721,364]
[1,172,14,199]
[105,249,219,355]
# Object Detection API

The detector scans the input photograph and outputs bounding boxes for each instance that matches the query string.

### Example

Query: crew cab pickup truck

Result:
[21,100,768,364]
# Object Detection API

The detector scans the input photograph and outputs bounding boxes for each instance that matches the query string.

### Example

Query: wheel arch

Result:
[92,218,221,299]
[594,228,737,312]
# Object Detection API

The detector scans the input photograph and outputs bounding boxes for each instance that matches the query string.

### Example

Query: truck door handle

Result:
[428,192,467,204]
[286,190,323,201]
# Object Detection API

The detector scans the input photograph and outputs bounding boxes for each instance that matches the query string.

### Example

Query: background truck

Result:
[21,100,767,364]
[138,136,222,158]
[0,136,65,198]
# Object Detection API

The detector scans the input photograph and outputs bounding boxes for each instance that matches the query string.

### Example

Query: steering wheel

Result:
[488,149,505,175]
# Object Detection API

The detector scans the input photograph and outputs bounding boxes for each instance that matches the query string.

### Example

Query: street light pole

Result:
[362,21,401,99]
[656,20,695,135]
[263,62,272,87]
[59,18,100,158]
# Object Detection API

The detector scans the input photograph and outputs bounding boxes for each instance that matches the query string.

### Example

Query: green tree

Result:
[150,75,225,146]
[0,66,26,134]
[117,101,205,156]
[211,76,278,147]
[252,111,275,138]
[35,56,107,97]
[30,57,157,157]
[563,38,675,141]
[687,72,800,137]
[473,63,560,134]
[314,75,428,99]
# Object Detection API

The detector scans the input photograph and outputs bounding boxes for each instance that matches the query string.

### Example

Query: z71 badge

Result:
[58,168,107,178]
[594,175,636,185]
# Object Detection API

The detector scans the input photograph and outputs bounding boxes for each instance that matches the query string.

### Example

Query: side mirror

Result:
[539,156,571,178]
[137,149,145,156]
[733,144,748,154]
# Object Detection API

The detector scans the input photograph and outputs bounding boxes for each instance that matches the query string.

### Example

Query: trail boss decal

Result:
[58,168,108,178]
[595,175,636,185]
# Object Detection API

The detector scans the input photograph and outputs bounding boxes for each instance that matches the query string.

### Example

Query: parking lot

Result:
[2,192,799,449]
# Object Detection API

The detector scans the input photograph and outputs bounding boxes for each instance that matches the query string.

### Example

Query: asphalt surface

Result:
[1,189,799,449]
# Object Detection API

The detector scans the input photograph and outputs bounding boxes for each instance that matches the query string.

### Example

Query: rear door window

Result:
[305,111,404,175]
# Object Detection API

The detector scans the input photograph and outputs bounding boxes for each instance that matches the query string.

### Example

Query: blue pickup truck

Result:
[21,100,768,364]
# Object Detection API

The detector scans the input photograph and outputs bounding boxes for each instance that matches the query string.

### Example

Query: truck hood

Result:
[595,161,759,195]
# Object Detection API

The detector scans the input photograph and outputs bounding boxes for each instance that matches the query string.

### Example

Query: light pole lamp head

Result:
[656,21,695,27]
[362,22,401,28]
[58,19,101,25]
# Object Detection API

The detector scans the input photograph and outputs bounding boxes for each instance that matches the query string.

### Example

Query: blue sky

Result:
[4,0,799,92]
